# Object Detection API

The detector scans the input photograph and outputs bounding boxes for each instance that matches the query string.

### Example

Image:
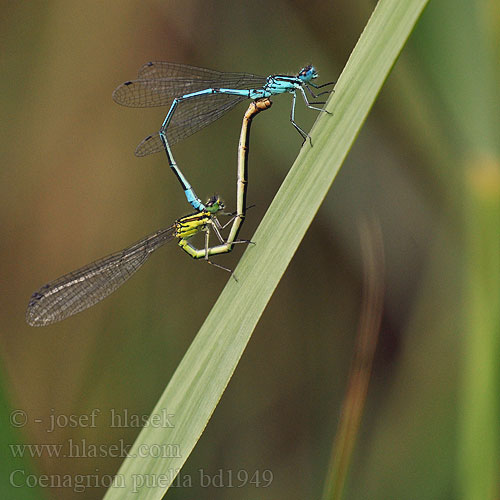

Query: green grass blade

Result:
[460,161,500,500]
[104,0,429,497]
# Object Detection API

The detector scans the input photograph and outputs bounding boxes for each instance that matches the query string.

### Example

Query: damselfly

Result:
[26,98,272,326]
[113,63,334,210]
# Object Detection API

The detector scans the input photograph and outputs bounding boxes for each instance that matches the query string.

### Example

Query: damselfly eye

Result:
[206,195,218,206]
[298,65,317,81]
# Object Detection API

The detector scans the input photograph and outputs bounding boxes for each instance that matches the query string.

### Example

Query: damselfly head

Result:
[206,195,224,213]
[297,65,318,82]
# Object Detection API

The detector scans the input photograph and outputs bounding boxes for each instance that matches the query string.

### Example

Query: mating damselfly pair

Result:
[26,62,333,325]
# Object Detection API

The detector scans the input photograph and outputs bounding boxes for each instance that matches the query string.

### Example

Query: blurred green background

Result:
[1,1,498,499]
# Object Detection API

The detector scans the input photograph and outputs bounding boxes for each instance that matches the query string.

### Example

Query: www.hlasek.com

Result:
[9,439,181,459]
[10,468,274,493]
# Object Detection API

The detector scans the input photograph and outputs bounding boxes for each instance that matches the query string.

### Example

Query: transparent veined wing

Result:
[137,61,264,81]
[137,61,266,86]
[26,226,176,326]
[112,64,267,108]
